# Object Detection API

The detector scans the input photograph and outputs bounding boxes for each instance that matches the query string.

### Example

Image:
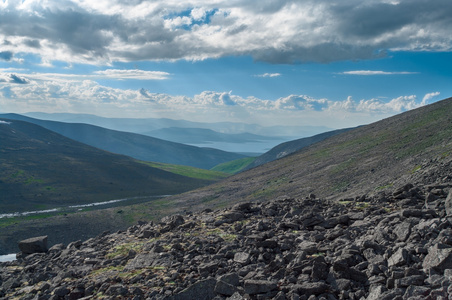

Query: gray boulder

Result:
[18,236,48,255]
[423,243,452,273]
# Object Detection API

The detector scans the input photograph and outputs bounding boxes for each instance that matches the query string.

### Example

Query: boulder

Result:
[18,236,48,255]
[243,280,277,295]
[170,278,216,300]
[422,243,452,273]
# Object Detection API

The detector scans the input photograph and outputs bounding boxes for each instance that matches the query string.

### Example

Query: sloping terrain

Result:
[243,127,353,171]
[0,119,216,214]
[1,154,451,299]
[0,114,247,169]
[168,97,452,209]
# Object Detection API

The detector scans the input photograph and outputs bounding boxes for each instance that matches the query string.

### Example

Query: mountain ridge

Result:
[0,118,216,214]
[0,114,246,169]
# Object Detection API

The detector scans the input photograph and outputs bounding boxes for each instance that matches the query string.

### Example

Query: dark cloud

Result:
[220,93,236,106]
[0,51,13,61]
[9,74,29,84]
[24,39,41,48]
[139,88,151,98]
[0,0,451,64]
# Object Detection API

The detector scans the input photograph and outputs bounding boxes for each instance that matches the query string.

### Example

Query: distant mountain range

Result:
[23,112,332,138]
[0,114,247,169]
[0,119,216,214]
[144,127,281,144]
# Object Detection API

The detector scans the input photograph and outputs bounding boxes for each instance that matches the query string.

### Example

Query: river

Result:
[0,195,170,219]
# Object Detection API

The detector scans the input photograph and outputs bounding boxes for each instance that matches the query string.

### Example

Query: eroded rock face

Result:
[1,182,452,300]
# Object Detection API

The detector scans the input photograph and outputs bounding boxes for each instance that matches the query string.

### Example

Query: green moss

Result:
[138,161,229,181]
[106,242,145,259]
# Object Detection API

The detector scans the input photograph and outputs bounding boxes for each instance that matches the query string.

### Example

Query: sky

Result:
[0,0,451,130]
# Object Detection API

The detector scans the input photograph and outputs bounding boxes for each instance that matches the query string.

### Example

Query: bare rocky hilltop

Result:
[1,98,452,299]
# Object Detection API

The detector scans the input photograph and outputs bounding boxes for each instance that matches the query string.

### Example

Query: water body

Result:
[0,195,169,219]
[0,254,16,262]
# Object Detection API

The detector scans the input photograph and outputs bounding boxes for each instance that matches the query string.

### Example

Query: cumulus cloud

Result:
[0,73,30,84]
[0,74,439,128]
[342,70,419,75]
[0,0,450,64]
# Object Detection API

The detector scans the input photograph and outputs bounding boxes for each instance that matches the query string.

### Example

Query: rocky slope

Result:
[1,152,452,300]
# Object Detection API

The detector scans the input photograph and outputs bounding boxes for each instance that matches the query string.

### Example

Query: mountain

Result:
[0,114,247,169]
[0,119,216,214]
[23,112,332,137]
[167,97,452,208]
[243,127,353,170]
[144,127,283,144]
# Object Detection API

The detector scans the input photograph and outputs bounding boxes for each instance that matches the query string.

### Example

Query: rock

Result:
[445,189,452,216]
[18,236,48,254]
[234,252,251,265]
[161,214,185,229]
[422,243,452,273]
[243,280,277,295]
[393,222,412,242]
[105,284,128,296]
[218,273,240,286]
[215,280,237,296]
[298,240,318,254]
[388,248,408,267]
[403,285,431,299]
[170,278,216,300]
[294,282,329,296]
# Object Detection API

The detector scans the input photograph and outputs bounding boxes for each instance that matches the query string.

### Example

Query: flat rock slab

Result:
[18,235,48,254]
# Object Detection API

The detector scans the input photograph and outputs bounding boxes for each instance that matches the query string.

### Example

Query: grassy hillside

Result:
[139,161,230,181]
[0,114,247,169]
[0,119,216,214]
[243,127,352,170]
[211,157,257,174]
[165,97,452,210]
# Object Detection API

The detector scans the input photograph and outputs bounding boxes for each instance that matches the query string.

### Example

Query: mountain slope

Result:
[243,127,353,170]
[0,114,247,169]
[167,97,452,209]
[0,119,215,213]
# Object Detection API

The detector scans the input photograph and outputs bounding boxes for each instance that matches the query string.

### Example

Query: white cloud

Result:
[422,91,440,105]
[0,0,451,64]
[342,70,419,75]
[255,73,281,78]
[0,75,440,128]
[93,69,171,80]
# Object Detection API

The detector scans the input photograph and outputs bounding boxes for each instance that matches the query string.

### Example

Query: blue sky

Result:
[0,0,451,129]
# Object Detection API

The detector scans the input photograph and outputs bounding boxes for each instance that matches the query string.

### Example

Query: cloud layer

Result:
[0,72,440,128]
[0,0,451,64]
